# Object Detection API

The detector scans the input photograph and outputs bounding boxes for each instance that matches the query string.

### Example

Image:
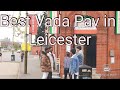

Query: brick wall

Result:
[31,46,41,55]
[52,11,120,78]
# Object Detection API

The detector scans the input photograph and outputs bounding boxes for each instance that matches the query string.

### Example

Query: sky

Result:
[0,11,43,42]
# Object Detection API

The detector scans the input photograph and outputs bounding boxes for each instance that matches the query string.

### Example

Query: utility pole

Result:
[11,11,15,61]
[12,12,15,55]
[12,26,15,55]
[24,11,28,74]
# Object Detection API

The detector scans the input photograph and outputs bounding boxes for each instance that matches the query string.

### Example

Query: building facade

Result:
[47,11,120,79]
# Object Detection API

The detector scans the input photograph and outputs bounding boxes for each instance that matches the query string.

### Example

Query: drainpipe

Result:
[106,11,109,79]
[82,11,87,65]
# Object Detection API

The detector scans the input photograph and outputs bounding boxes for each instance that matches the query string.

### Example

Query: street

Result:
[0,51,21,62]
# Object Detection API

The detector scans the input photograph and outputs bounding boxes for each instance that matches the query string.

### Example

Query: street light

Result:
[12,27,15,55]
[11,11,16,61]
[24,11,28,74]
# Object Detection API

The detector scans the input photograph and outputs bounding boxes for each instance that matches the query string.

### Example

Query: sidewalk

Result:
[0,55,42,79]
[0,58,100,79]
[18,55,42,79]
[0,62,20,79]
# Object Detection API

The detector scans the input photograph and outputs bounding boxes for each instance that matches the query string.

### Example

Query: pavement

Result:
[0,62,20,79]
[18,55,42,79]
[0,52,100,79]
[0,52,42,79]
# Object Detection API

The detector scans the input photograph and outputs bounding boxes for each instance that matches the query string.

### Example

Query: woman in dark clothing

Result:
[21,51,24,62]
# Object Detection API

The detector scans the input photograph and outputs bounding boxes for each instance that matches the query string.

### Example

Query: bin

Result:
[11,54,15,61]
[79,65,92,79]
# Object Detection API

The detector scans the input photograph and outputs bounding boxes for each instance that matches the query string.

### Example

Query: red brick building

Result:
[48,11,120,79]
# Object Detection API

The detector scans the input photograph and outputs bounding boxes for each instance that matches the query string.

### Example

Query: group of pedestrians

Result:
[40,45,83,79]
[64,46,84,79]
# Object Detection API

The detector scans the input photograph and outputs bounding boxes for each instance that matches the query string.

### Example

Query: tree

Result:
[35,12,47,42]
[13,42,21,50]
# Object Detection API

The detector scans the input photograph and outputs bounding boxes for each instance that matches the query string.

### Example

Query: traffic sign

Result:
[21,43,31,51]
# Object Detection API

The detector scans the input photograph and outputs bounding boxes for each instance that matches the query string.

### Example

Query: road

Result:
[0,51,21,62]
[0,51,36,62]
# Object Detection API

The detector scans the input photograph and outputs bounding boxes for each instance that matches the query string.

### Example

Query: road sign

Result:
[21,43,31,51]
[103,64,110,72]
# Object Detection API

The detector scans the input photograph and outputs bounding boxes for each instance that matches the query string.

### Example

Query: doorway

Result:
[75,34,96,68]
[84,35,96,68]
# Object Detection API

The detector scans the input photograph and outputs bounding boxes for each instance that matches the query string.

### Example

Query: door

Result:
[86,35,96,68]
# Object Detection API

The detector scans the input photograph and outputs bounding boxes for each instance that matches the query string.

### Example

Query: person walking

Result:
[69,48,79,79]
[21,51,24,62]
[64,52,71,79]
[40,50,51,79]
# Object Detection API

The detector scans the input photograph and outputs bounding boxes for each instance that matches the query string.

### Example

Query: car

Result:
[17,50,21,53]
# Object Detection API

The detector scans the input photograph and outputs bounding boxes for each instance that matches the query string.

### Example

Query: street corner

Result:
[0,62,20,78]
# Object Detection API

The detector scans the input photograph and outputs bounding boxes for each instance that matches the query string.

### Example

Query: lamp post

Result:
[24,11,28,74]
[12,26,15,55]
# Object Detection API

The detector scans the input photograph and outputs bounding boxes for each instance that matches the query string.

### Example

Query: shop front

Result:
[51,11,120,79]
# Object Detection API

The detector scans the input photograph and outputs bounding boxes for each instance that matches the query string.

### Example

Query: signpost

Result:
[21,43,31,52]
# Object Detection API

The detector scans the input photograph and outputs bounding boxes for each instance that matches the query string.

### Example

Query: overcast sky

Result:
[0,11,43,42]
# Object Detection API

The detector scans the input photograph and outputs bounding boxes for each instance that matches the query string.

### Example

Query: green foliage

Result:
[13,43,21,50]
[36,12,47,42]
